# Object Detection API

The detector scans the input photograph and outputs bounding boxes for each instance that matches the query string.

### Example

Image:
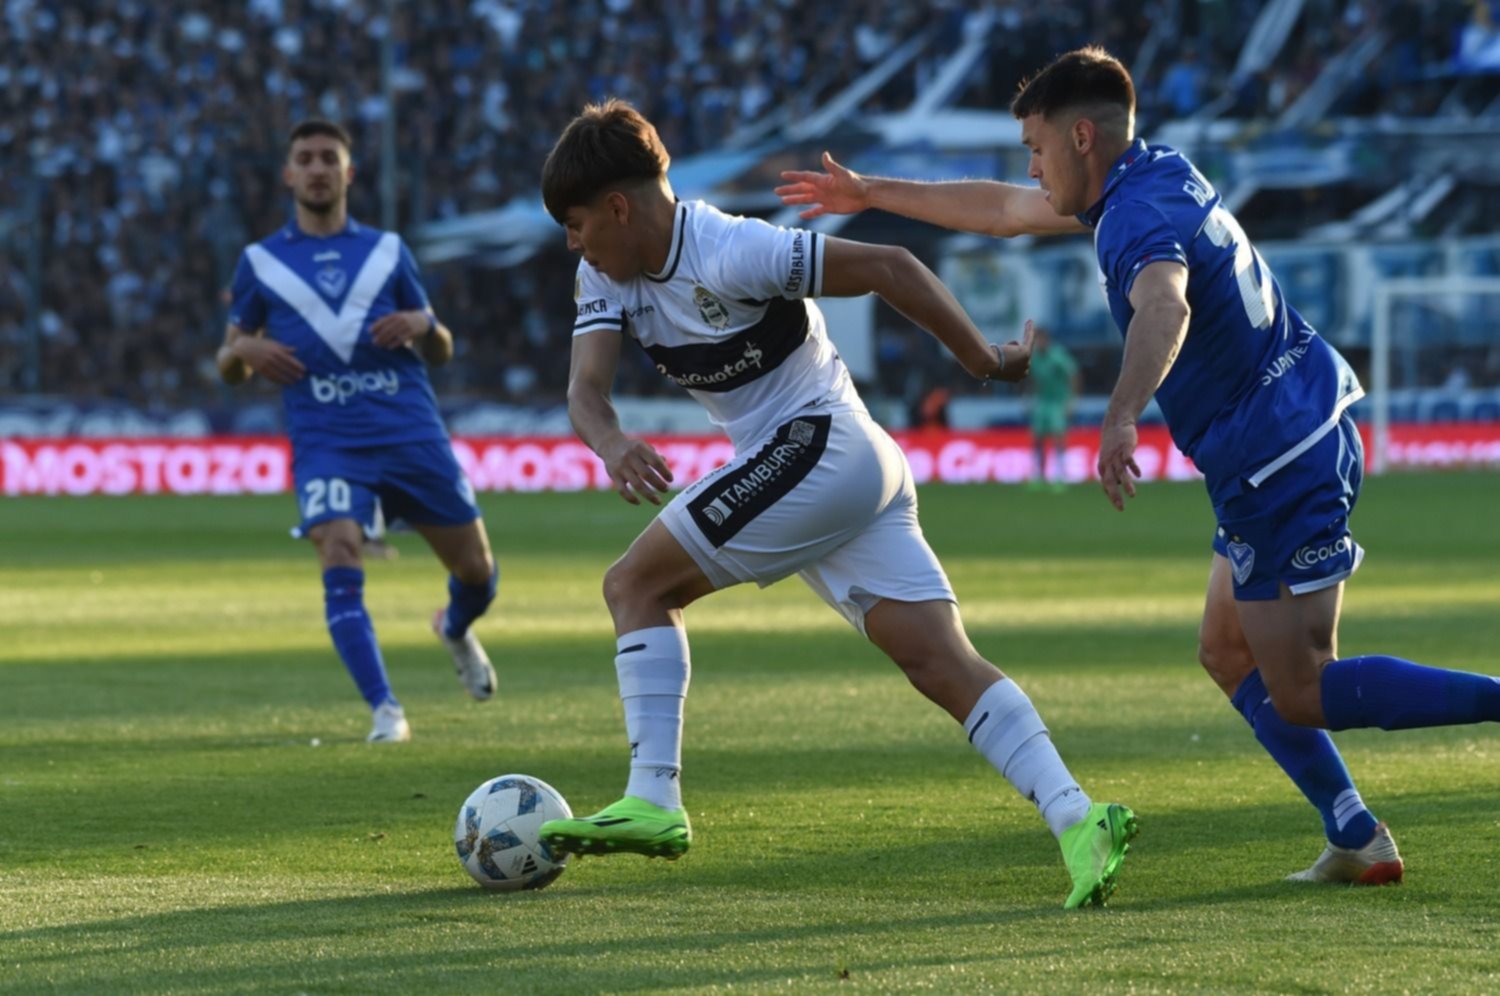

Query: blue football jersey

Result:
[1083,140,1363,502]
[228,219,449,451]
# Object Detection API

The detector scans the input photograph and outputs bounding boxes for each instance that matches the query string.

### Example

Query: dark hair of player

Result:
[541,99,672,224]
[1010,46,1136,121]
[286,119,353,154]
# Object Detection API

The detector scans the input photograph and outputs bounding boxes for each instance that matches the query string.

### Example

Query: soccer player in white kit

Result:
[535,100,1137,908]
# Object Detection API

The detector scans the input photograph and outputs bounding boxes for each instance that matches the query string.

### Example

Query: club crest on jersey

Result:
[316,265,348,299]
[788,419,815,447]
[1226,538,1255,587]
[694,286,729,329]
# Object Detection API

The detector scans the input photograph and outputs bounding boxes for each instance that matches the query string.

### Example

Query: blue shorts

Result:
[291,439,478,538]
[1211,413,1366,601]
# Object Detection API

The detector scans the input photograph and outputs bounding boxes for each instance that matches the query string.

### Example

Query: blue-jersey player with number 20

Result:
[777,47,1500,884]
[216,120,501,743]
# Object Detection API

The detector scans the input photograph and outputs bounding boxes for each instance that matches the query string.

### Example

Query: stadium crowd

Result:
[0,0,1485,410]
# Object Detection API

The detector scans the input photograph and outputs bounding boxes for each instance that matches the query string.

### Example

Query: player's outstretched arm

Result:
[1098,261,1191,511]
[775,151,1087,238]
[819,237,1034,382]
[216,323,305,386]
[567,330,674,506]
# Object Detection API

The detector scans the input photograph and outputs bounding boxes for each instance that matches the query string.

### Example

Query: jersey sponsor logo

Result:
[577,297,611,317]
[1291,536,1351,571]
[309,369,401,405]
[1226,538,1255,586]
[693,286,730,329]
[646,298,809,393]
[313,250,342,262]
[687,414,831,547]
[316,265,348,299]
[656,341,764,389]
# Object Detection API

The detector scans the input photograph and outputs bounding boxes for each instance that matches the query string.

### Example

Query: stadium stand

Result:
[1,0,1495,423]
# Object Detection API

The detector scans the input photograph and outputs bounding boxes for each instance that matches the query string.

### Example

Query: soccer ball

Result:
[454,774,571,891]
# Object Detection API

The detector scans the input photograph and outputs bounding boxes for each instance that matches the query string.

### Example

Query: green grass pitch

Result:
[2,475,1498,993]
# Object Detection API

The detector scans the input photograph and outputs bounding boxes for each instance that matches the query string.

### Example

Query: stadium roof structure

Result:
[413,2,1500,268]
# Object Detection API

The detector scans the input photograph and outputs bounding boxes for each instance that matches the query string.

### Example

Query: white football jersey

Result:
[572,200,865,450]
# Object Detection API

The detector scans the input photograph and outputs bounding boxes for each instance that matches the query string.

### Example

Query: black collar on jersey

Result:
[644,202,688,283]
[1078,138,1150,229]
[281,216,363,242]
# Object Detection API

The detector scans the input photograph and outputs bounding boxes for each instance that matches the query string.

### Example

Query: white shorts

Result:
[659,409,955,633]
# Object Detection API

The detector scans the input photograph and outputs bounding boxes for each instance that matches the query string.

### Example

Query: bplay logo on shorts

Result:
[310,370,401,405]
[1291,536,1352,570]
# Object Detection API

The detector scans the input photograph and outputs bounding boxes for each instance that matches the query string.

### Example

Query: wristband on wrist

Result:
[984,343,1005,381]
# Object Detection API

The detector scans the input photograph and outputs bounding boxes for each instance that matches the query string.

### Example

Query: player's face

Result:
[562,196,640,281]
[1021,114,1088,216]
[284,136,353,214]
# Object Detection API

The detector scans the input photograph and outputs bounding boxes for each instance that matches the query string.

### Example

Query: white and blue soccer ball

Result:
[454,774,571,891]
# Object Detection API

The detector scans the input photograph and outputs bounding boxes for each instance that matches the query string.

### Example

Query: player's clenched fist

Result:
[988,319,1037,383]
[775,152,870,220]
[601,437,675,506]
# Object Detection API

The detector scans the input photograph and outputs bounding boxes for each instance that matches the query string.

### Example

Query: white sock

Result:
[964,679,1091,839]
[615,626,690,810]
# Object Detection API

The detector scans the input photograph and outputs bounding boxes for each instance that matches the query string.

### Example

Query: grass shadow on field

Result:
[0,869,1290,994]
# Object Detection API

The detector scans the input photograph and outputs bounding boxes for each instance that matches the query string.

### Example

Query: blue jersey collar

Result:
[280,216,362,242]
[1079,139,1150,229]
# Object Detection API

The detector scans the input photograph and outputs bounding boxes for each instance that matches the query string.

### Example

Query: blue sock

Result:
[1322,655,1500,731]
[1232,669,1377,849]
[444,564,498,638]
[323,567,393,709]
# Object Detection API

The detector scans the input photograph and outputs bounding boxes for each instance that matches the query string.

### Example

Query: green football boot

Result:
[1060,802,1138,909]
[539,796,692,860]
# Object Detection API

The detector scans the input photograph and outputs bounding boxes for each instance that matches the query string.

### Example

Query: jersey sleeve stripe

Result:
[1120,250,1188,299]
[574,316,624,332]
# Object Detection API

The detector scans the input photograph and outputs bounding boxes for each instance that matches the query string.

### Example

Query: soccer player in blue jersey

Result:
[778,47,1500,883]
[215,120,500,743]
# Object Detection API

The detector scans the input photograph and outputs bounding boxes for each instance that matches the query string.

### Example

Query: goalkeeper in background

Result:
[1027,325,1078,492]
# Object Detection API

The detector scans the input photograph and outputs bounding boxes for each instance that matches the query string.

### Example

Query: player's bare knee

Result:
[1263,680,1323,727]
[602,556,657,617]
[454,551,495,587]
[315,533,362,569]
[892,651,943,695]
[888,645,961,694]
[1198,637,1254,697]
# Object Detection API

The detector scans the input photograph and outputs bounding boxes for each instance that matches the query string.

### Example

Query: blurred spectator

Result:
[0,0,1482,409]
[1158,45,1210,118]
[0,0,928,406]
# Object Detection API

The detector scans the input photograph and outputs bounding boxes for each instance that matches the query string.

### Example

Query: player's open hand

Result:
[1097,420,1142,511]
[602,438,675,506]
[775,152,870,220]
[990,319,1037,383]
[231,336,305,385]
[370,310,431,349]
